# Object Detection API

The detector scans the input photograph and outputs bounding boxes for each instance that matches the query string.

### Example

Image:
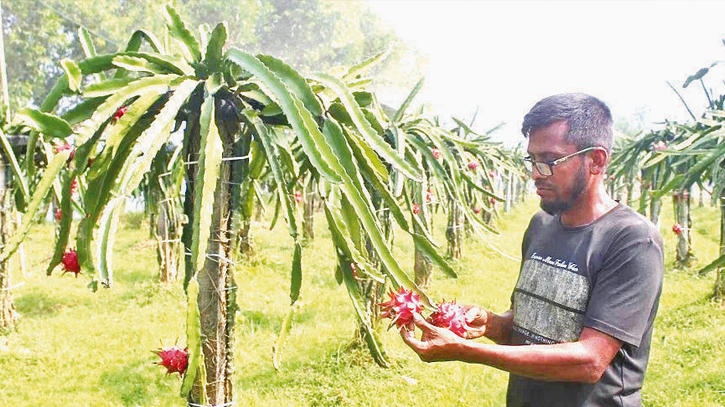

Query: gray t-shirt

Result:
[507,204,663,407]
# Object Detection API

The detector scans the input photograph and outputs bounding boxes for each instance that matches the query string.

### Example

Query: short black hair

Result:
[521,93,613,152]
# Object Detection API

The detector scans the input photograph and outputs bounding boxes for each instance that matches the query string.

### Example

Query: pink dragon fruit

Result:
[427,300,473,338]
[412,203,421,215]
[113,106,128,121]
[53,142,76,163]
[61,249,81,277]
[153,345,189,376]
[379,287,423,329]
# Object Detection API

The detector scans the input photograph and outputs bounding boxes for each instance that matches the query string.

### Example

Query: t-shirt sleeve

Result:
[582,227,663,347]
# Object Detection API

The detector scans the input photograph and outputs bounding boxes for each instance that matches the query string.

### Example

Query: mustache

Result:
[535,181,554,189]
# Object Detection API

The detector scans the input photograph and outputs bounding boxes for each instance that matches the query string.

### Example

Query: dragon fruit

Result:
[672,223,683,235]
[153,345,188,376]
[53,142,76,163]
[54,208,63,222]
[61,249,81,277]
[426,189,434,202]
[468,161,479,170]
[113,106,128,121]
[70,178,78,195]
[350,262,359,279]
[294,190,303,203]
[472,206,481,214]
[412,203,421,215]
[431,148,441,160]
[379,287,423,329]
[427,300,472,338]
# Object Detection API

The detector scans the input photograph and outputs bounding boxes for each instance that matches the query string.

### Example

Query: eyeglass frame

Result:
[523,146,601,177]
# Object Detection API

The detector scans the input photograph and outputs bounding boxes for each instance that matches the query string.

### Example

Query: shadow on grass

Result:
[100,358,178,406]
[118,280,184,308]
[238,345,397,406]
[239,309,277,331]
[14,291,73,318]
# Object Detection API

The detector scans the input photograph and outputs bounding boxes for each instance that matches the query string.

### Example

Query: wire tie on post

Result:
[156,239,181,243]
[187,402,234,407]
[1,282,25,291]
[185,155,249,166]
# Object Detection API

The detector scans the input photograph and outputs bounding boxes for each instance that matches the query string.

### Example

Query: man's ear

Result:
[589,148,609,175]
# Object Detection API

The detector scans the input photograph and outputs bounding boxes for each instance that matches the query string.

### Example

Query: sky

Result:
[364,0,725,146]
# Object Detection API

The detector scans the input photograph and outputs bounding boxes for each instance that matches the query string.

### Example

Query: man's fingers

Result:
[412,312,437,332]
[464,326,486,339]
[400,325,424,349]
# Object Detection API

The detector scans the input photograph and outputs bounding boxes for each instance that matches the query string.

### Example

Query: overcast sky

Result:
[365,0,725,145]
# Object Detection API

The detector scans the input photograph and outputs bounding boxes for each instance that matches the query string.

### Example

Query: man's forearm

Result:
[483,309,513,344]
[457,328,620,383]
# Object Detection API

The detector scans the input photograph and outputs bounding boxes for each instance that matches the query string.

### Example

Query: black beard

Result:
[540,165,587,215]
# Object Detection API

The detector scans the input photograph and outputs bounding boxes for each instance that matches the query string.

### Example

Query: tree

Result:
[6,6,443,403]
[1,0,426,113]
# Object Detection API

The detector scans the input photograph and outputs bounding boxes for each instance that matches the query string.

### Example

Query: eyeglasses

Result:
[523,146,600,176]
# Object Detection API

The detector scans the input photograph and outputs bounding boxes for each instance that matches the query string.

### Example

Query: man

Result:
[401,93,663,407]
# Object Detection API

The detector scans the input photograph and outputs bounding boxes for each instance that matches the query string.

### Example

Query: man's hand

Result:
[400,312,468,362]
[461,305,488,339]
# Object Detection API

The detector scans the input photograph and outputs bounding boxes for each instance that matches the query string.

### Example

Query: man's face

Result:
[526,121,589,215]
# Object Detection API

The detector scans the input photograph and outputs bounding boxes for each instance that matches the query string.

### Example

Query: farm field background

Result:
[0,196,723,407]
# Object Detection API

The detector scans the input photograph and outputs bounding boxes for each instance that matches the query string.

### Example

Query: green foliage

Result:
[2,0,426,113]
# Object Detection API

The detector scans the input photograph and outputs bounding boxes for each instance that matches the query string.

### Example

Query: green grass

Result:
[0,196,723,406]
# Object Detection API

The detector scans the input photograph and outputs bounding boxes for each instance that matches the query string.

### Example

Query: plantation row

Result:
[608,58,725,299]
[0,5,529,405]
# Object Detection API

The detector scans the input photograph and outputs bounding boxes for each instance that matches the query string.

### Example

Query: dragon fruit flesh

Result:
[427,300,472,338]
[379,287,423,329]
[153,345,189,376]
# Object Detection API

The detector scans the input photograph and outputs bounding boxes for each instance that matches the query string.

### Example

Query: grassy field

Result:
[0,196,723,406]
